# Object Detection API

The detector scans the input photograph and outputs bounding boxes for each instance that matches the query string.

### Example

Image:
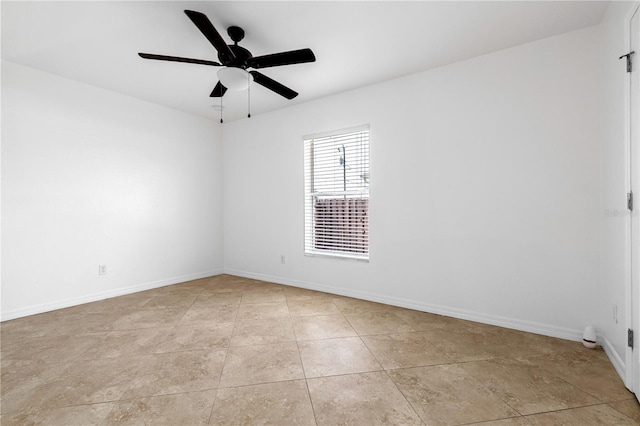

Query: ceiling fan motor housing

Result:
[227,43,252,68]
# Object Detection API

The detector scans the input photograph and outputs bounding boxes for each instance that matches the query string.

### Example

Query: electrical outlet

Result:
[280,256,286,264]
[98,264,107,275]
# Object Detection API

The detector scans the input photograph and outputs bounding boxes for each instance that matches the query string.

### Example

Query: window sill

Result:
[304,251,369,263]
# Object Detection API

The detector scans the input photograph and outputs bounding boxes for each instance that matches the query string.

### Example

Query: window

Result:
[304,125,370,261]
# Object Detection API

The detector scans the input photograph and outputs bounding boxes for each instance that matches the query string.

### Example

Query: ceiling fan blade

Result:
[249,71,298,99]
[247,48,316,69]
[210,81,228,97]
[184,10,235,64]
[138,53,220,66]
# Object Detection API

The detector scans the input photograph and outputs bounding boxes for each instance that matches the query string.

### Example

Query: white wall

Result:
[598,1,638,382]
[223,25,603,341]
[1,61,223,320]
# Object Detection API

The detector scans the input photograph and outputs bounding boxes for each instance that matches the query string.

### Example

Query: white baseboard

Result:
[600,334,630,388]
[224,268,583,342]
[1,269,223,322]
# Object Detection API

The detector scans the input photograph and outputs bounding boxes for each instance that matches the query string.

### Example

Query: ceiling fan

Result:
[138,10,316,100]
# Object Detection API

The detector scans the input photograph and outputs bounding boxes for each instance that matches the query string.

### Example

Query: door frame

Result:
[625,1,640,398]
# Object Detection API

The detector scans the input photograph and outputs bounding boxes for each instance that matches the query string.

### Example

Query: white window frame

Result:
[303,125,370,262]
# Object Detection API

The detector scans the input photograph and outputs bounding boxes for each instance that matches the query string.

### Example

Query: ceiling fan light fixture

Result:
[217,67,253,91]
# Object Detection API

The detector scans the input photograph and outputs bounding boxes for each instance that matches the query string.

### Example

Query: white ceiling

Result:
[2,1,609,123]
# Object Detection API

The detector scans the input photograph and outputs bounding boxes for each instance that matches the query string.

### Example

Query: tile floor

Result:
[1,274,639,425]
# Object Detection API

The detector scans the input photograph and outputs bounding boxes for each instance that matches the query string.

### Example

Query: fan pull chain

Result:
[220,95,224,124]
[247,72,252,119]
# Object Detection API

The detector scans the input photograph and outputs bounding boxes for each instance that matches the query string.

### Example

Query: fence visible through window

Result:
[313,197,368,253]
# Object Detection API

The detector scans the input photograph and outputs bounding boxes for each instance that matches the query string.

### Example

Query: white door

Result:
[630,4,640,403]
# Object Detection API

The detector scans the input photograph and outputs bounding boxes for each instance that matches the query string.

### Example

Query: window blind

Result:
[304,126,370,260]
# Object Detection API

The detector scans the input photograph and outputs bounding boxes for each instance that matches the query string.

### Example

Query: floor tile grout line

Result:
[466,365,614,418]
[289,295,321,426]
[207,286,243,425]
[383,361,521,424]
[458,363,526,418]
[456,414,526,426]
[518,359,614,409]
[303,377,321,426]
[379,360,468,371]
[380,367,423,423]
[216,376,308,391]
[607,395,640,403]
[115,387,220,404]
[206,387,219,425]
[606,401,640,422]
[531,361,616,406]
[567,374,613,402]
[288,297,310,381]
[0,385,222,417]
[356,333,386,371]
[520,401,640,421]
[455,359,579,418]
